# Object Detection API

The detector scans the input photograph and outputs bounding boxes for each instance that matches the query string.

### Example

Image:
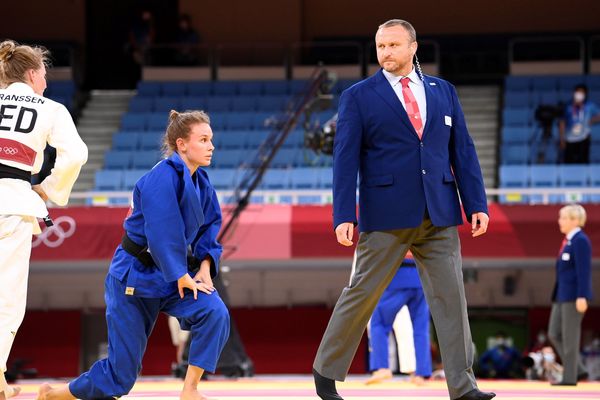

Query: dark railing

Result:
[509,36,585,72]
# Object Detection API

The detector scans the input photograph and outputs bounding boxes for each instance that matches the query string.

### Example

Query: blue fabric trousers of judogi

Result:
[369,287,432,377]
[69,274,229,399]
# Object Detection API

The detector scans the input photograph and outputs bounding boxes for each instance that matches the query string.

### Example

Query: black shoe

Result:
[454,389,496,400]
[551,381,577,386]
[577,371,589,381]
[313,368,344,400]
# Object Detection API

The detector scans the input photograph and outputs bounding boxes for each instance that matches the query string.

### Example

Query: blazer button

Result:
[422,169,426,175]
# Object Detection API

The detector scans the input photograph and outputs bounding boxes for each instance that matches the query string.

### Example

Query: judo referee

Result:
[0,40,87,400]
[38,110,230,400]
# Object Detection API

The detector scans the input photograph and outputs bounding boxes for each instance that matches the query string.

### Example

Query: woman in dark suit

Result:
[548,204,592,386]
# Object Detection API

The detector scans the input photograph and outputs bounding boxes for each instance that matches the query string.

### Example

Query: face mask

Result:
[543,353,555,363]
[574,92,586,103]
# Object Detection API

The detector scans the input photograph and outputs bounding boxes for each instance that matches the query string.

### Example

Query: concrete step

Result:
[81,108,127,118]
[77,126,120,135]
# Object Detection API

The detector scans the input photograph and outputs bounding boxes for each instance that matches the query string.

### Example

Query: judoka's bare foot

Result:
[410,374,426,386]
[181,365,211,400]
[37,384,75,400]
[365,368,392,385]
[180,388,209,400]
[2,385,21,398]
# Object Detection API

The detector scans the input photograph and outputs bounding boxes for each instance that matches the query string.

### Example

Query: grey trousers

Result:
[313,218,478,399]
[548,302,586,384]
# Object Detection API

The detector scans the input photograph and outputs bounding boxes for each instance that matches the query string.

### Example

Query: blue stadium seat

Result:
[501,127,533,144]
[505,76,531,91]
[502,109,532,126]
[589,164,600,203]
[112,132,139,150]
[213,149,243,168]
[257,95,287,111]
[289,80,309,94]
[129,97,153,113]
[227,112,255,130]
[290,168,319,189]
[131,151,161,169]
[591,143,600,163]
[139,133,163,150]
[212,81,237,95]
[137,81,161,97]
[591,125,600,143]
[504,91,531,108]
[246,130,271,149]
[209,168,237,190]
[123,169,147,190]
[231,97,257,111]
[187,81,212,96]
[536,90,559,106]
[559,164,588,186]
[218,131,248,149]
[161,82,187,96]
[557,75,585,91]
[147,113,169,131]
[558,164,588,203]
[95,170,123,190]
[498,165,529,203]
[206,96,231,112]
[252,112,275,130]
[181,96,206,110]
[501,144,530,164]
[282,129,305,148]
[237,81,263,96]
[531,76,558,91]
[530,165,559,204]
[263,81,289,95]
[317,167,333,189]
[261,169,290,189]
[47,81,75,96]
[209,112,228,131]
[121,113,147,131]
[585,75,600,91]
[104,150,132,170]
[271,148,299,168]
[558,89,573,103]
[153,97,181,112]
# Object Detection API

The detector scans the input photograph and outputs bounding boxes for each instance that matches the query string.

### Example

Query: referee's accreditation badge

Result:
[125,287,135,296]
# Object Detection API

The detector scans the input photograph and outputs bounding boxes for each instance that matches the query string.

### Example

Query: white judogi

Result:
[0,82,87,378]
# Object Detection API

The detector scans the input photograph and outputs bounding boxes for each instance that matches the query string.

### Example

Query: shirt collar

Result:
[382,67,422,88]
[6,82,35,94]
[566,227,581,240]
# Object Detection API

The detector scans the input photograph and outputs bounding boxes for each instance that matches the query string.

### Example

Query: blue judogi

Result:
[70,153,230,399]
[369,258,432,377]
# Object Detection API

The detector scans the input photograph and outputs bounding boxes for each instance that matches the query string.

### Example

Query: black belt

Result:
[0,164,53,227]
[121,233,201,272]
[0,163,31,182]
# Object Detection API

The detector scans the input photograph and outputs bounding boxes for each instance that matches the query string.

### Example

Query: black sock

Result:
[313,368,343,400]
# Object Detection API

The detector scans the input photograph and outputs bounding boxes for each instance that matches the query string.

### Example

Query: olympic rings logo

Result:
[2,147,18,155]
[32,216,76,248]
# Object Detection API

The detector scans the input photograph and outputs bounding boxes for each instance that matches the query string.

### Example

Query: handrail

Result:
[68,187,600,206]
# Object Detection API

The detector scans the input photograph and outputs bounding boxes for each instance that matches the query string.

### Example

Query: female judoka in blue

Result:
[38,110,230,400]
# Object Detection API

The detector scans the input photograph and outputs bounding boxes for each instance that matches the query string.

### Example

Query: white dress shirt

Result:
[382,67,427,124]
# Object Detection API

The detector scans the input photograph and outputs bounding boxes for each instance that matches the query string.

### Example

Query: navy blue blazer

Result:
[552,230,593,302]
[332,70,488,232]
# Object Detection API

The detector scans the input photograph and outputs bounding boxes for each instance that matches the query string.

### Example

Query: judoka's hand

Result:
[194,259,214,291]
[178,273,213,300]
[471,212,489,237]
[32,184,48,201]
[335,222,354,246]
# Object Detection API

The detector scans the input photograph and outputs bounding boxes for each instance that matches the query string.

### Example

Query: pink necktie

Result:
[558,237,567,256]
[400,77,423,140]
